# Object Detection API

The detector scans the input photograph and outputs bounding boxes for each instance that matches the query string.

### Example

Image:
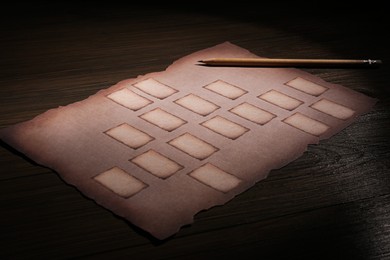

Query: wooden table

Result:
[1,3,389,259]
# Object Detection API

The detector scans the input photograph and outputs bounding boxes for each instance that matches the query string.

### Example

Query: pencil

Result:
[198,58,382,68]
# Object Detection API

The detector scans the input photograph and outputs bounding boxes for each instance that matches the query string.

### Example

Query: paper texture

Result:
[0,42,377,239]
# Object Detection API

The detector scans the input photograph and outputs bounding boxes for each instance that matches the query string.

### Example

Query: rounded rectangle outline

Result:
[173,93,221,116]
[130,149,184,179]
[282,112,330,136]
[106,88,154,111]
[229,102,277,125]
[167,132,219,160]
[203,79,248,100]
[187,163,242,193]
[284,77,329,96]
[139,107,188,132]
[200,115,249,140]
[104,123,155,149]
[133,78,179,100]
[309,98,356,120]
[93,166,149,198]
[258,89,304,111]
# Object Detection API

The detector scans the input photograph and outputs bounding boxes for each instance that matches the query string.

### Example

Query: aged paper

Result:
[0,42,377,239]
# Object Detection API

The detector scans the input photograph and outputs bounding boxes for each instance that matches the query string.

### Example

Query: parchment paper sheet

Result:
[0,42,377,239]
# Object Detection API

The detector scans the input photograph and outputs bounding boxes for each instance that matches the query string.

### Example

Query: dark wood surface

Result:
[1,2,389,259]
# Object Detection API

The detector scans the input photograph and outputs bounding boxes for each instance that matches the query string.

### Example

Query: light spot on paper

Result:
[131,150,183,179]
[140,108,186,131]
[174,94,220,116]
[229,102,276,125]
[105,123,154,149]
[204,80,247,100]
[133,78,177,99]
[283,112,330,136]
[189,163,242,193]
[201,116,248,139]
[168,133,218,160]
[285,77,328,96]
[94,167,147,198]
[310,99,355,120]
[258,90,303,110]
[107,88,152,111]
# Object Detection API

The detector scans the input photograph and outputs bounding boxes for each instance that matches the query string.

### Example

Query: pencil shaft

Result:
[199,58,382,67]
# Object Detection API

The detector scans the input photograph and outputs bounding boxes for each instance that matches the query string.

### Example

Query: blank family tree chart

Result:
[0,42,376,239]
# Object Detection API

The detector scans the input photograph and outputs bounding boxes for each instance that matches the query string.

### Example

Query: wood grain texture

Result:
[1,2,389,259]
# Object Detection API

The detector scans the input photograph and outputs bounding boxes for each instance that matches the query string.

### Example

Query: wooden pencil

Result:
[198,58,382,68]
